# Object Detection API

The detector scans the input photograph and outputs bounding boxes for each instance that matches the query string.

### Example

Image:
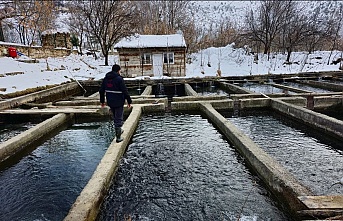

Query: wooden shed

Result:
[114,34,187,78]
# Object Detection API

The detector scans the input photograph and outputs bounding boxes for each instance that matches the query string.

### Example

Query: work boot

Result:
[115,127,124,143]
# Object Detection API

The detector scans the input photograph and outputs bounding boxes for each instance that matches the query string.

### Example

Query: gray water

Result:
[316,106,343,121]
[282,82,333,93]
[241,83,288,94]
[128,87,143,96]
[224,110,343,195]
[97,113,291,221]
[0,121,115,221]
[0,122,36,142]
[193,84,229,96]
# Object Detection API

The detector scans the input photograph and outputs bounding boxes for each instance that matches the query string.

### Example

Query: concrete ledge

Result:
[64,105,143,221]
[184,83,198,96]
[0,113,73,163]
[199,103,313,215]
[275,96,307,107]
[54,97,168,107]
[239,98,270,109]
[0,82,81,110]
[141,85,152,96]
[173,95,227,102]
[171,98,270,111]
[230,94,265,99]
[171,100,201,111]
[271,99,343,139]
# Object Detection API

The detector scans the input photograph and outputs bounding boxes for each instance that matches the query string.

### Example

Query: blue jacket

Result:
[99,71,132,108]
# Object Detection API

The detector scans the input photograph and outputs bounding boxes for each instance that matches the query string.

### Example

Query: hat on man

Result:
[112,64,121,72]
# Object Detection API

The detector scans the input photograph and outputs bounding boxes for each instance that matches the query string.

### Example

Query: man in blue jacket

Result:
[99,64,132,142]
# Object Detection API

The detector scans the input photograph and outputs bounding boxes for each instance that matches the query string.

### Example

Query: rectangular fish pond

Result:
[281,82,334,93]
[0,120,116,221]
[221,109,343,196]
[96,113,292,221]
[190,82,230,96]
[240,82,293,95]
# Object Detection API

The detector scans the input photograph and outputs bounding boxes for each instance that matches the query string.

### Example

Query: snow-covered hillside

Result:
[188,1,343,33]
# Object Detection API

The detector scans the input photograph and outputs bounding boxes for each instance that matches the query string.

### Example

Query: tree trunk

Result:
[0,20,4,41]
[104,51,109,66]
[286,47,292,63]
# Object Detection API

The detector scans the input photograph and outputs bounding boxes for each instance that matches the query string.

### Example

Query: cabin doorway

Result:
[153,54,163,77]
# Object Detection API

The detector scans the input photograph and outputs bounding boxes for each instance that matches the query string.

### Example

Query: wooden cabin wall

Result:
[117,47,186,77]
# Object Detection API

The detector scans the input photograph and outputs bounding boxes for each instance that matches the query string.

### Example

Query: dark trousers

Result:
[110,106,124,128]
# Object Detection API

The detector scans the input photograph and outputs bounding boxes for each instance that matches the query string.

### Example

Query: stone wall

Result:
[0,42,75,59]
[41,32,72,49]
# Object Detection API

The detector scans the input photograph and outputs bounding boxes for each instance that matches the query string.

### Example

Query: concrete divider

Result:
[0,82,81,110]
[173,95,227,102]
[199,103,313,216]
[271,99,343,139]
[54,97,168,107]
[0,113,73,163]
[141,85,152,95]
[184,83,198,96]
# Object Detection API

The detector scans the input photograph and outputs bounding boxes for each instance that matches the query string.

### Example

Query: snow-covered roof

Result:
[42,28,69,35]
[114,34,187,49]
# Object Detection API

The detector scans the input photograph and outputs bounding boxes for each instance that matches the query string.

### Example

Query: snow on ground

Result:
[0,43,342,95]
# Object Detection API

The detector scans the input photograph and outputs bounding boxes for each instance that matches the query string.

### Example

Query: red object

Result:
[8,47,17,58]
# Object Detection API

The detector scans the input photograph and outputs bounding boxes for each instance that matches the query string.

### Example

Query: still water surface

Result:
[0,121,114,221]
[97,113,291,221]
[224,110,343,195]
[193,84,229,96]
[241,83,289,94]
[0,122,36,143]
[282,82,333,93]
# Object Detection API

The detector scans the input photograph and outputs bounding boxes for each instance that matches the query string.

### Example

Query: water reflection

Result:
[224,110,343,195]
[241,83,287,94]
[0,121,115,221]
[97,113,290,221]
[282,82,333,93]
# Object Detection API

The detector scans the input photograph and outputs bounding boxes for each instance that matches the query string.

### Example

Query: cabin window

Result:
[141,53,152,64]
[163,52,174,64]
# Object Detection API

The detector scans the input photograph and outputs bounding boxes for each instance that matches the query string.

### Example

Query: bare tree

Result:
[65,2,87,54]
[279,2,310,63]
[0,1,16,41]
[135,1,199,53]
[2,0,56,45]
[75,0,139,66]
[245,0,293,59]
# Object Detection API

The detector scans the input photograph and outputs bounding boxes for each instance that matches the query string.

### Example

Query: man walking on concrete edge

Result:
[99,64,132,142]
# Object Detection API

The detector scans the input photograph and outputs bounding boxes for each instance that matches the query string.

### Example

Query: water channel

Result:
[0,121,115,221]
[191,82,229,96]
[221,110,343,196]
[97,113,291,221]
[240,82,292,94]
[281,82,333,93]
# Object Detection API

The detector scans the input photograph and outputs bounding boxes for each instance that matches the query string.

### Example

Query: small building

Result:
[114,34,187,78]
[41,28,72,49]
